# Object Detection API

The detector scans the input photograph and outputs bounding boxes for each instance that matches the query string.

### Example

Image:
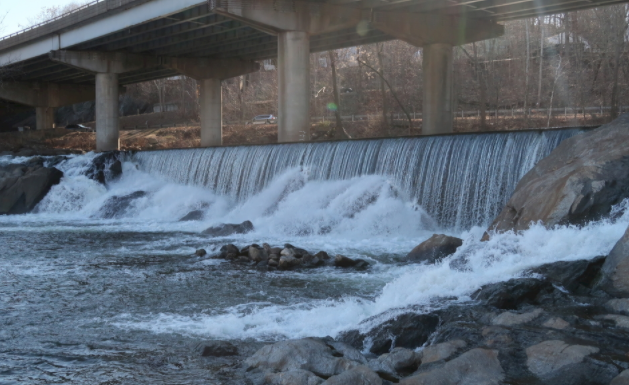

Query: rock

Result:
[369,348,420,380]
[279,255,302,269]
[198,340,238,357]
[321,366,382,385]
[195,249,207,257]
[334,255,369,268]
[542,317,570,330]
[400,348,504,385]
[271,247,282,255]
[268,259,279,267]
[249,246,267,263]
[472,278,554,310]
[245,338,360,378]
[485,114,629,236]
[179,210,205,221]
[0,164,63,214]
[525,340,614,384]
[405,234,463,264]
[265,370,324,385]
[314,251,330,260]
[605,299,629,315]
[325,340,368,365]
[599,314,629,329]
[202,220,254,237]
[419,340,467,365]
[94,191,147,219]
[491,308,542,326]
[85,151,122,184]
[263,243,273,255]
[236,256,251,263]
[302,254,323,267]
[219,244,239,258]
[530,256,605,294]
[611,370,629,385]
[597,225,629,297]
[339,313,439,355]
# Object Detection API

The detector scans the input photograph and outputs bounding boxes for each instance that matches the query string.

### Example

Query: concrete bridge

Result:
[0,0,625,151]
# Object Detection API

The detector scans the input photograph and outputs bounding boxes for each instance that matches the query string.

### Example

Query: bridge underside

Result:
[0,0,627,149]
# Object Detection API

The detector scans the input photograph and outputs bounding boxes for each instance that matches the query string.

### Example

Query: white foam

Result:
[112,203,629,341]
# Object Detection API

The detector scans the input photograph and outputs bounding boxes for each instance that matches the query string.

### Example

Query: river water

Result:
[1,130,627,384]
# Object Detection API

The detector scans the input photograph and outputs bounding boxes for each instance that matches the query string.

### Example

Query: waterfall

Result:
[130,129,581,229]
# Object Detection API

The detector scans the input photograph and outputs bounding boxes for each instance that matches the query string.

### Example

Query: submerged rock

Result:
[86,151,123,184]
[95,191,147,219]
[198,340,238,357]
[202,220,254,237]
[334,255,369,269]
[179,209,205,221]
[0,163,63,215]
[405,234,463,264]
[485,114,629,236]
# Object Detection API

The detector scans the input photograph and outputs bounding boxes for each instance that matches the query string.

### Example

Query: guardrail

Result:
[0,0,102,42]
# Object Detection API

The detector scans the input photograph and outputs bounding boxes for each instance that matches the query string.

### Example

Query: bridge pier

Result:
[96,73,121,152]
[423,44,454,135]
[278,31,310,142]
[35,107,55,130]
[199,79,222,147]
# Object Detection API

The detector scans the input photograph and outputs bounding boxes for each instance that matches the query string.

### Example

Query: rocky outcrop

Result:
[85,151,123,184]
[202,221,254,237]
[0,162,63,214]
[485,114,629,236]
[405,234,463,264]
[597,226,629,297]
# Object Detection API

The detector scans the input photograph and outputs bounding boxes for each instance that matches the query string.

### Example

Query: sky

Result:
[0,0,77,37]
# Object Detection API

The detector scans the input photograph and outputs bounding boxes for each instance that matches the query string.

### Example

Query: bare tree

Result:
[328,50,349,139]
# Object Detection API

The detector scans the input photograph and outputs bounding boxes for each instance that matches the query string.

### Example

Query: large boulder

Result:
[405,234,463,264]
[0,163,63,214]
[597,225,629,297]
[202,220,254,237]
[85,151,122,184]
[245,338,362,378]
[486,114,629,235]
[400,348,504,385]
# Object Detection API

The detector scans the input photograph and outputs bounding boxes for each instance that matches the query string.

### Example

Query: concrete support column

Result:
[422,43,454,135]
[278,31,310,143]
[35,107,55,130]
[95,73,120,152]
[199,78,222,147]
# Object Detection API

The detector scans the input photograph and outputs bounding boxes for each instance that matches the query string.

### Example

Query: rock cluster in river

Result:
[207,242,369,270]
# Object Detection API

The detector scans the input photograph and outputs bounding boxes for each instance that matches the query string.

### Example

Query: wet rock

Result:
[195,249,207,257]
[265,369,324,385]
[419,340,467,365]
[530,256,606,294]
[263,243,273,255]
[314,251,330,260]
[369,348,420,380]
[202,220,254,237]
[605,299,629,315]
[401,348,504,385]
[94,191,147,219]
[268,259,279,267]
[339,313,439,355]
[0,164,63,214]
[325,340,368,365]
[542,317,570,330]
[302,254,324,267]
[405,234,463,264]
[236,256,251,263]
[245,338,360,378]
[611,369,629,385]
[525,340,614,384]
[491,308,542,326]
[198,340,238,357]
[334,255,369,269]
[597,225,629,297]
[599,314,629,329]
[270,247,282,255]
[472,278,555,310]
[249,246,267,263]
[321,366,382,385]
[219,244,239,258]
[485,114,629,236]
[179,210,205,221]
[85,151,122,184]
[279,255,302,269]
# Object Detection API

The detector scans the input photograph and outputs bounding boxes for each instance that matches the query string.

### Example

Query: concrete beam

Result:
[212,0,363,35]
[422,43,453,135]
[49,50,159,74]
[0,81,94,107]
[371,10,504,47]
[162,57,259,80]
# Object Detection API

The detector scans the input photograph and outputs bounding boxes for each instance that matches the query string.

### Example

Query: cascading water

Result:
[5,128,627,384]
[131,129,578,229]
